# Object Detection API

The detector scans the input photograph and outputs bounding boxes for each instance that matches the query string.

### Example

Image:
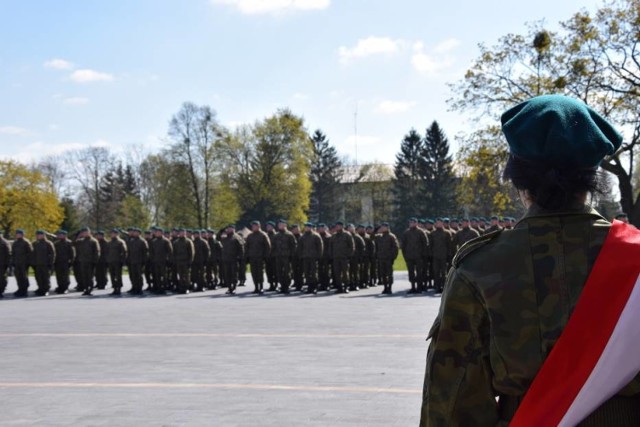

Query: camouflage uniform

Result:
[329,229,354,293]
[318,229,332,290]
[172,235,194,294]
[454,225,480,249]
[221,231,244,294]
[191,234,210,292]
[76,235,100,295]
[53,237,75,294]
[245,228,271,293]
[265,228,278,291]
[350,231,365,291]
[420,206,640,426]
[127,234,149,295]
[430,227,452,292]
[401,226,429,292]
[12,237,32,296]
[298,229,323,294]
[272,228,297,294]
[31,237,55,295]
[150,234,173,293]
[106,234,127,294]
[376,230,399,294]
[0,236,11,297]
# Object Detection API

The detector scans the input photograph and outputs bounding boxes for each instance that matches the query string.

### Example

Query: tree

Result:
[456,127,520,216]
[449,1,640,223]
[309,129,343,223]
[218,109,313,224]
[393,129,424,227]
[0,160,64,237]
[168,102,225,228]
[62,146,115,229]
[420,121,457,216]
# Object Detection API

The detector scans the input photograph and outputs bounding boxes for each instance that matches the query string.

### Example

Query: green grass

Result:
[393,252,407,271]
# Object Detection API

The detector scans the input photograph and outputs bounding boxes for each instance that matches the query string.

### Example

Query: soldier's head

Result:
[615,213,629,224]
[470,217,478,228]
[193,230,201,239]
[346,223,355,233]
[79,227,90,238]
[501,95,621,211]
[127,227,134,237]
[356,224,366,234]
[442,218,450,229]
[14,229,24,239]
[334,221,344,232]
[318,223,327,233]
[304,222,313,232]
[154,228,163,238]
[379,222,390,233]
[461,218,470,228]
[366,225,374,235]
[251,220,261,232]
[144,230,152,239]
[110,229,119,239]
[266,221,275,232]
[291,224,300,235]
[226,224,236,235]
[478,218,487,228]
[451,219,459,229]
[186,229,193,238]
[178,228,186,238]
[57,230,68,240]
[435,218,444,229]
[277,219,287,231]
[425,220,434,230]
[171,228,179,237]
[490,216,499,226]
[408,217,418,228]
[35,230,45,240]
[95,230,105,240]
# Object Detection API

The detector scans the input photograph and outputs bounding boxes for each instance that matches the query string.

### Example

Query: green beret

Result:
[471,217,479,221]
[304,222,314,227]
[192,229,201,234]
[15,229,25,235]
[79,227,90,233]
[266,221,276,227]
[111,228,119,233]
[357,224,366,229]
[408,217,418,222]
[226,224,236,229]
[443,218,450,223]
[461,218,470,222]
[318,223,326,228]
[277,219,287,225]
[56,229,68,235]
[290,224,299,229]
[335,220,344,226]
[427,219,435,225]
[365,224,374,229]
[36,230,45,235]
[435,217,443,222]
[95,230,104,235]
[501,95,623,169]
[250,220,260,226]
[491,216,499,221]
[380,222,390,227]
[615,212,628,219]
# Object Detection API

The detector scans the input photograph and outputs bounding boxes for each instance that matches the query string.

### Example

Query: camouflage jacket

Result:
[420,205,640,426]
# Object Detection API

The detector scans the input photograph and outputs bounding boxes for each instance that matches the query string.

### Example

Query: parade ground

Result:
[0,273,439,426]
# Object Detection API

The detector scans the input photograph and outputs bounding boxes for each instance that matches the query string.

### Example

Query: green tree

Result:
[218,109,313,224]
[0,160,64,237]
[309,129,343,223]
[420,121,457,216]
[449,0,640,223]
[393,129,424,227]
[456,127,519,216]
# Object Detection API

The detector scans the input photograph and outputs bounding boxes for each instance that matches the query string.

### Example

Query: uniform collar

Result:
[517,203,607,227]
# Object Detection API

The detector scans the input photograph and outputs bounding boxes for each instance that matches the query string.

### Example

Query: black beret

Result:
[501,95,623,169]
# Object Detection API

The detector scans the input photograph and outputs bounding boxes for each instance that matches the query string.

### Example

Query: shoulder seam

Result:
[453,229,503,268]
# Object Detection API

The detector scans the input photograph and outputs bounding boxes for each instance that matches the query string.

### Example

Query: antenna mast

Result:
[354,102,358,165]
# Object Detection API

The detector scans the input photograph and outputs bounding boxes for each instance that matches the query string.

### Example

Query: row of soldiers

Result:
[0,214,515,299]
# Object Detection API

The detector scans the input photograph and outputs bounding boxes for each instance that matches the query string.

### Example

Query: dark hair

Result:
[503,155,603,211]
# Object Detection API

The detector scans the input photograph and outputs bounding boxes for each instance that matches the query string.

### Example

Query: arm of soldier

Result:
[392,235,399,260]
[420,269,498,427]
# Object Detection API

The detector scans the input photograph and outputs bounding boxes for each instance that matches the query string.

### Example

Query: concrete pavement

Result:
[0,274,441,426]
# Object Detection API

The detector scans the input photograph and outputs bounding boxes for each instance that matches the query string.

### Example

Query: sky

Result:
[0,0,601,164]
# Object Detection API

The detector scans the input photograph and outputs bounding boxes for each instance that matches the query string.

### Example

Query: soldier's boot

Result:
[388,284,393,295]
[258,283,264,294]
[409,283,416,294]
[253,283,260,294]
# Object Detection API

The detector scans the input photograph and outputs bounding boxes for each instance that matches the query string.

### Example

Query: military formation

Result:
[0,215,532,299]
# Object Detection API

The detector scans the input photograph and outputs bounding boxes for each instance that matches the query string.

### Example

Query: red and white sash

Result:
[511,220,640,427]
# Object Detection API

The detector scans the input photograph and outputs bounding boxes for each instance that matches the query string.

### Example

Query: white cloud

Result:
[338,37,403,63]
[375,100,417,115]
[434,38,461,54]
[292,92,310,100]
[211,0,330,14]
[2,140,112,162]
[63,97,89,105]
[69,69,114,83]
[44,58,74,70]
[0,126,31,136]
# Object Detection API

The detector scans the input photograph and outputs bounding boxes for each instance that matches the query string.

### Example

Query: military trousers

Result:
[318,258,331,290]
[14,263,30,293]
[0,264,7,295]
[249,257,265,286]
[359,258,370,286]
[72,261,82,290]
[95,262,108,289]
[265,257,277,286]
[377,258,394,285]
[332,257,349,291]
[406,258,425,286]
[54,263,71,292]
[128,263,144,293]
[349,257,359,287]
[292,257,303,289]
[275,257,291,291]
[34,265,51,293]
[144,261,153,288]
[152,262,168,292]
[237,258,247,284]
[432,258,447,290]
[206,260,218,286]
[108,262,123,289]
[191,263,206,291]
[221,260,238,290]
[302,258,319,287]
[78,262,96,292]
[369,257,378,284]
[175,263,191,292]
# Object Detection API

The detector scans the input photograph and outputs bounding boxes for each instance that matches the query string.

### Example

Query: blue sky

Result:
[0,0,599,164]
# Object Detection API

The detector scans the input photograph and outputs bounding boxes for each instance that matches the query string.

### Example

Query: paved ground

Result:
[0,274,441,426]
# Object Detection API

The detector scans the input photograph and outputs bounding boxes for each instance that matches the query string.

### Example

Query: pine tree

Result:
[393,129,424,228]
[420,121,457,217]
[309,129,343,223]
